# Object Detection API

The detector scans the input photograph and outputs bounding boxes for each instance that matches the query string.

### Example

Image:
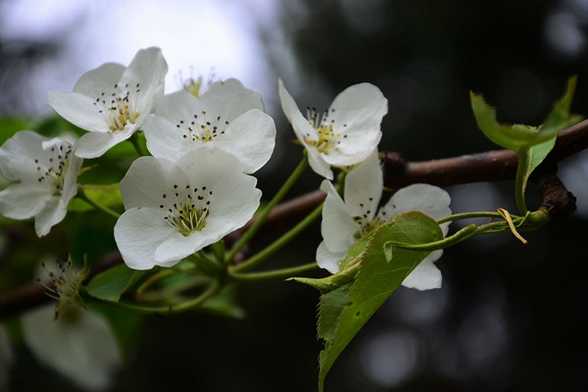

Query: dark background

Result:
[1,0,588,391]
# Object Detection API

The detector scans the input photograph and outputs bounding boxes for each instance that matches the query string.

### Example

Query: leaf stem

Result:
[226,156,308,262]
[384,224,478,251]
[230,203,323,273]
[229,262,318,282]
[117,280,220,314]
[77,190,120,219]
[515,150,530,213]
[436,211,504,224]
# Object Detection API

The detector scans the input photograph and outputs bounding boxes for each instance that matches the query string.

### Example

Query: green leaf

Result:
[291,235,368,292]
[86,265,145,302]
[318,284,351,343]
[317,211,443,391]
[0,117,32,144]
[69,183,123,212]
[514,77,577,212]
[470,92,542,150]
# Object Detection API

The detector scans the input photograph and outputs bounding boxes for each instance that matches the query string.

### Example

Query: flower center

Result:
[351,197,382,239]
[183,76,203,97]
[92,82,141,132]
[37,259,87,321]
[34,142,73,196]
[160,184,215,236]
[176,111,231,144]
[303,106,348,154]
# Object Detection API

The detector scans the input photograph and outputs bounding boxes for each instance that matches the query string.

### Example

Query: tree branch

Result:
[1,119,587,319]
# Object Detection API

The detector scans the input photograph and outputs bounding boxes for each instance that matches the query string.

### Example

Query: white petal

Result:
[278,79,317,143]
[154,231,213,265]
[401,251,443,290]
[121,47,168,114]
[380,184,452,234]
[60,149,82,207]
[22,305,121,391]
[316,241,345,274]
[0,131,49,182]
[114,208,174,270]
[320,180,359,253]
[329,82,387,144]
[200,78,264,116]
[321,143,378,167]
[48,92,109,133]
[344,152,383,220]
[34,197,68,237]
[142,114,191,160]
[119,156,187,210]
[73,63,126,97]
[143,90,203,160]
[152,89,198,119]
[75,128,135,159]
[0,183,51,220]
[177,148,261,236]
[336,127,382,159]
[307,149,333,180]
[215,109,276,173]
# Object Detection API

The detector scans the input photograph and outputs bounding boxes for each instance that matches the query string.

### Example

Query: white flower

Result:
[278,79,387,179]
[317,153,452,290]
[114,148,261,270]
[49,47,168,158]
[143,78,276,173]
[22,305,121,391]
[0,131,82,237]
[0,327,12,390]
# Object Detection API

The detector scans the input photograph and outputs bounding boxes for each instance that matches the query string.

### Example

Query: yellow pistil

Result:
[184,76,203,97]
[304,125,339,154]
[196,126,215,142]
[109,103,140,132]
[168,201,209,236]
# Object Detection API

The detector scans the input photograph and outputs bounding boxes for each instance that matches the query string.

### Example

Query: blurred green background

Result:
[1,0,588,391]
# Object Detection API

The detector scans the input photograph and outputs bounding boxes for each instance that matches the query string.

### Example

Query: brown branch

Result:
[1,119,587,320]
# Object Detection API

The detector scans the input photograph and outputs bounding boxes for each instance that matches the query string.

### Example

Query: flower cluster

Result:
[0,46,452,289]
[0,45,460,391]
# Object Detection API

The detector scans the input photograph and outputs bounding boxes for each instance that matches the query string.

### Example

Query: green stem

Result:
[229,262,318,282]
[231,203,323,273]
[437,211,504,224]
[118,280,219,314]
[384,224,478,251]
[77,191,120,218]
[226,156,308,262]
[135,269,174,295]
[515,150,530,213]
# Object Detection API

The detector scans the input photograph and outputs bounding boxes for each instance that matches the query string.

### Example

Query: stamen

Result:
[160,184,214,236]
[38,259,87,321]
[303,106,341,154]
[93,82,141,132]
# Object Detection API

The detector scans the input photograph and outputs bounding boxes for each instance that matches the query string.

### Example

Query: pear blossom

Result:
[0,131,82,237]
[0,327,12,390]
[114,148,261,270]
[22,259,121,391]
[278,79,387,179]
[317,153,452,290]
[49,47,168,158]
[22,305,121,391]
[143,78,276,173]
